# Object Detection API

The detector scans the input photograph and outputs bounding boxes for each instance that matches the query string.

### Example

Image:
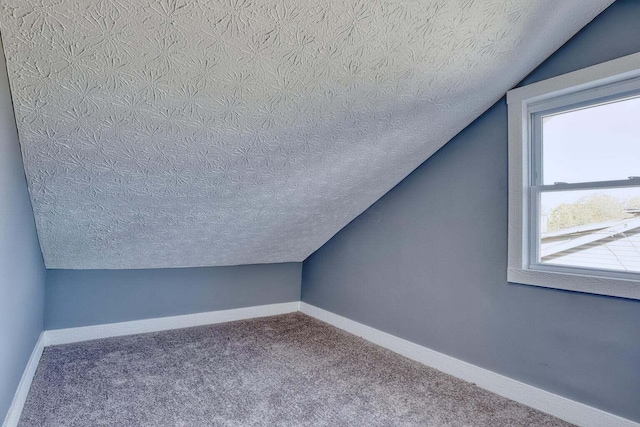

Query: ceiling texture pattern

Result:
[0,0,612,269]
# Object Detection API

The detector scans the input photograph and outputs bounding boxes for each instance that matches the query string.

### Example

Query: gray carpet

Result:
[20,313,573,426]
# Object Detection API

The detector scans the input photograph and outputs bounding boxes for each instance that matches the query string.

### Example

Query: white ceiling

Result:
[0,0,612,269]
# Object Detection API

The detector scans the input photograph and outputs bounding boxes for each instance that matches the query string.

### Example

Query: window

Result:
[507,52,640,300]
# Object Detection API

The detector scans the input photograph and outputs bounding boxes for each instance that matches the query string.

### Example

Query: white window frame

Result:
[507,52,640,301]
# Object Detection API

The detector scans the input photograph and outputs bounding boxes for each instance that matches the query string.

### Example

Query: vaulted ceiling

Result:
[0,0,612,269]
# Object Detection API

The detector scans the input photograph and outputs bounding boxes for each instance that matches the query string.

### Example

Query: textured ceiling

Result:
[0,0,612,269]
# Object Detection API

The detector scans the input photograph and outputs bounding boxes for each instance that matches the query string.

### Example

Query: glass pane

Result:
[542,95,640,184]
[539,187,640,273]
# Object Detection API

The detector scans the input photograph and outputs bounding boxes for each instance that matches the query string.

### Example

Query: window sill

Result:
[507,267,640,300]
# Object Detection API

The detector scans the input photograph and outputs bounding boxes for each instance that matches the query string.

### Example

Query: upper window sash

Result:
[528,82,640,187]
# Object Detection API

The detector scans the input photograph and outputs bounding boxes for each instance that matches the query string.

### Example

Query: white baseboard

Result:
[300,302,638,427]
[7,302,636,427]
[44,301,300,346]
[4,302,300,426]
[2,333,44,427]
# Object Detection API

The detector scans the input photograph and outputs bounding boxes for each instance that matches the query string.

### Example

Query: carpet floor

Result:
[20,313,573,426]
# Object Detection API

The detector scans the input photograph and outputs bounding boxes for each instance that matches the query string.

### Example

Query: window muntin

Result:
[530,92,640,278]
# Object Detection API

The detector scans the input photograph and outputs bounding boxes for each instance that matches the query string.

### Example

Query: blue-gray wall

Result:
[45,263,302,330]
[302,0,640,422]
[0,38,46,422]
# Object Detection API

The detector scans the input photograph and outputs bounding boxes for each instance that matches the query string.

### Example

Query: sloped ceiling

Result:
[0,0,612,269]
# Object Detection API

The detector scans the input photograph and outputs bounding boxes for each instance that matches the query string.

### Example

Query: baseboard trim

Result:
[2,333,44,427]
[44,301,300,346]
[7,302,635,427]
[299,302,638,427]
